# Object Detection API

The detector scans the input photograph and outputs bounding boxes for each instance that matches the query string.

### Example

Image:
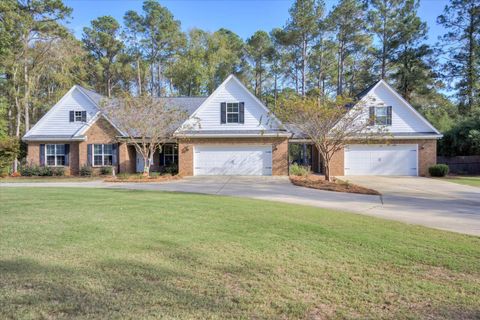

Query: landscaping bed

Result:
[104,173,180,182]
[290,175,381,195]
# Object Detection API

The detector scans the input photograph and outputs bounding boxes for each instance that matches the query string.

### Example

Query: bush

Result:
[52,167,65,176]
[164,164,178,175]
[79,165,93,176]
[149,172,161,177]
[290,163,310,176]
[0,137,19,171]
[429,164,449,177]
[100,166,113,175]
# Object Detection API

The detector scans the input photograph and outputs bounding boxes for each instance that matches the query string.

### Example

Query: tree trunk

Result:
[137,58,142,96]
[324,156,331,182]
[24,57,30,132]
[301,36,307,97]
[274,73,278,107]
[466,6,475,112]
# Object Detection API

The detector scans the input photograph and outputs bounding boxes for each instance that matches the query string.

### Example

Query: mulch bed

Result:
[290,175,381,195]
[104,175,181,183]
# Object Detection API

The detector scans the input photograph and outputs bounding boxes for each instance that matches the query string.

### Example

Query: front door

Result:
[136,152,144,173]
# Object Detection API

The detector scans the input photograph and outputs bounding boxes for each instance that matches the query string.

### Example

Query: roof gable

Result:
[178,75,281,132]
[358,80,440,134]
[24,86,102,139]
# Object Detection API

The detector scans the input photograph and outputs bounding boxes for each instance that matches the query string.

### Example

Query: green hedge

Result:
[20,165,65,176]
[429,164,449,177]
[290,163,310,176]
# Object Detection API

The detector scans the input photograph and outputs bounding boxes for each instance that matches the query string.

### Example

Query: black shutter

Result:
[81,111,87,122]
[69,111,74,122]
[220,102,226,124]
[64,144,70,166]
[369,107,375,126]
[239,102,244,124]
[387,106,392,125]
[87,144,92,166]
[159,145,165,166]
[112,143,118,165]
[40,144,45,166]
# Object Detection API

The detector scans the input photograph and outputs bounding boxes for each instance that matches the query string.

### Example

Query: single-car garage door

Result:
[194,145,272,176]
[344,144,418,176]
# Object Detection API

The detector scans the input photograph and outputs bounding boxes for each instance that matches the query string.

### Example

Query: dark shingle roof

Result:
[157,97,207,115]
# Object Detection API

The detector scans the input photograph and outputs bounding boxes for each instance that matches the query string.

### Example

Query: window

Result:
[75,111,83,122]
[46,144,65,166]
[162,144,178,166]
[93,144,113,166]
[370,106,392,126]
[226,102,239,123]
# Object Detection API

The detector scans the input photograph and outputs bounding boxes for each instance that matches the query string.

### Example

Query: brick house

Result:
[22,75,441,177]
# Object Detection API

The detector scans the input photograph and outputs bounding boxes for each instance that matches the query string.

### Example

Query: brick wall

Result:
[328,139,438,177]
[178,137,289,176]
[26,142,79,175]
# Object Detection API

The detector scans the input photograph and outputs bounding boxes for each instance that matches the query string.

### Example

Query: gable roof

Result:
[356,79,441,135]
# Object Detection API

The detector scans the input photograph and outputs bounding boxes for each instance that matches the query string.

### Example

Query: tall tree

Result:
[246,31,273,98]
[437,0,480,113]
[284,0,325,96]
[83,16,124,97]
[391,0,430,102]
[367,0,405,79]
[327,0,370,96]
[123,0,185,97]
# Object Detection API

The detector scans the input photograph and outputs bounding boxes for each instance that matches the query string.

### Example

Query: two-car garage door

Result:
[345,144,418,176]
[194,145,272,176]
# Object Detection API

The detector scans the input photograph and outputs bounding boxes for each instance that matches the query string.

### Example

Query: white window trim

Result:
[92,144,113,167]
[374,106,390,126]
[45,144,66,167]
[226,102,240,124]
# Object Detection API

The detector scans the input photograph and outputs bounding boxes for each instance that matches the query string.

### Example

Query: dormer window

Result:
[220,102,244,124]
[70,110,87,123]
[369,106,392,126]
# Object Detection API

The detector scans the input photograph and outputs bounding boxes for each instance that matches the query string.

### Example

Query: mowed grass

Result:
[441,176,480,187]
[0,176,101,183]
[0,188,479,319]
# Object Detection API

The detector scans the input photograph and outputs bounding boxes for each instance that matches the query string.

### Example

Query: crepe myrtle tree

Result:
[274,94,382,181]
[102,94,190,176]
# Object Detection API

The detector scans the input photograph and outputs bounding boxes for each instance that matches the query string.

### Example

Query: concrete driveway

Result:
[2,176,479,236]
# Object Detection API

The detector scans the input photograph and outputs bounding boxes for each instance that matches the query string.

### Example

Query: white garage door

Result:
[345,144,418,176]
[194,145,272,176]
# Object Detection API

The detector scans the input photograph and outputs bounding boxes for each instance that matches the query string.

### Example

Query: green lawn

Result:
[0,176,101,183]
[441,176,480,187]
[1,188,479,319]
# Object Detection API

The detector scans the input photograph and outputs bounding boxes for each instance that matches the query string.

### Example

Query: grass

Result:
[0,176,101,183]
[0,188,479,319]
[439,176,480,187]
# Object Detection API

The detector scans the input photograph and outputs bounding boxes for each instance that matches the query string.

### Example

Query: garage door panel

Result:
[194,145,272,176]
[345,144,417,176]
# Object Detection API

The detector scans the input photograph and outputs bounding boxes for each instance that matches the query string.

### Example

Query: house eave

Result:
[174,132,292,138]
[22,136,87,142]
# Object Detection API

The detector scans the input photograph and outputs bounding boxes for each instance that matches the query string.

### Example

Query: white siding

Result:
[26,87,99,137]
[362,83,434,133]
[185,77,278,131]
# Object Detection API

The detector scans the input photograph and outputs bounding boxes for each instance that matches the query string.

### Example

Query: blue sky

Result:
[64,0,449,44]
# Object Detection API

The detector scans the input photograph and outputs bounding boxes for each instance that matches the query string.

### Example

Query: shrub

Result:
[100,166,113,175]
[150,172,161,177]
[289,163,310,176]
[52,167,65,176]
[79,165,93,176]
[429,164,449,177]
[0,137,19,171]
[164,164,178,175]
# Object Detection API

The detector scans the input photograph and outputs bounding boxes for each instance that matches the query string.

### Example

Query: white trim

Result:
[175,132,291,138]
[176,74,284,134]
[22,136,86,142]
[92,143,114,167]
[45,144,66,167]
[360,80,440,134]
[23,86,77,138]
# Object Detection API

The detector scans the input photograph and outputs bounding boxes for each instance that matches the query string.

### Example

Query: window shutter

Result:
[369,107,375,126]
[69,111,74,122]
[239,102,245,124]
[81,111,87,122]
[220,102,226,124]
[39,144,45,166]
[159,145,165,166]
[87,144,92,166]
[112,143,118,165]
[64,144,70,166]
[387,106,392,125]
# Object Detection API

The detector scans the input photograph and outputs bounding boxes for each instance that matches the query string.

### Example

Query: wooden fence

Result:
[438,156,480,175]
